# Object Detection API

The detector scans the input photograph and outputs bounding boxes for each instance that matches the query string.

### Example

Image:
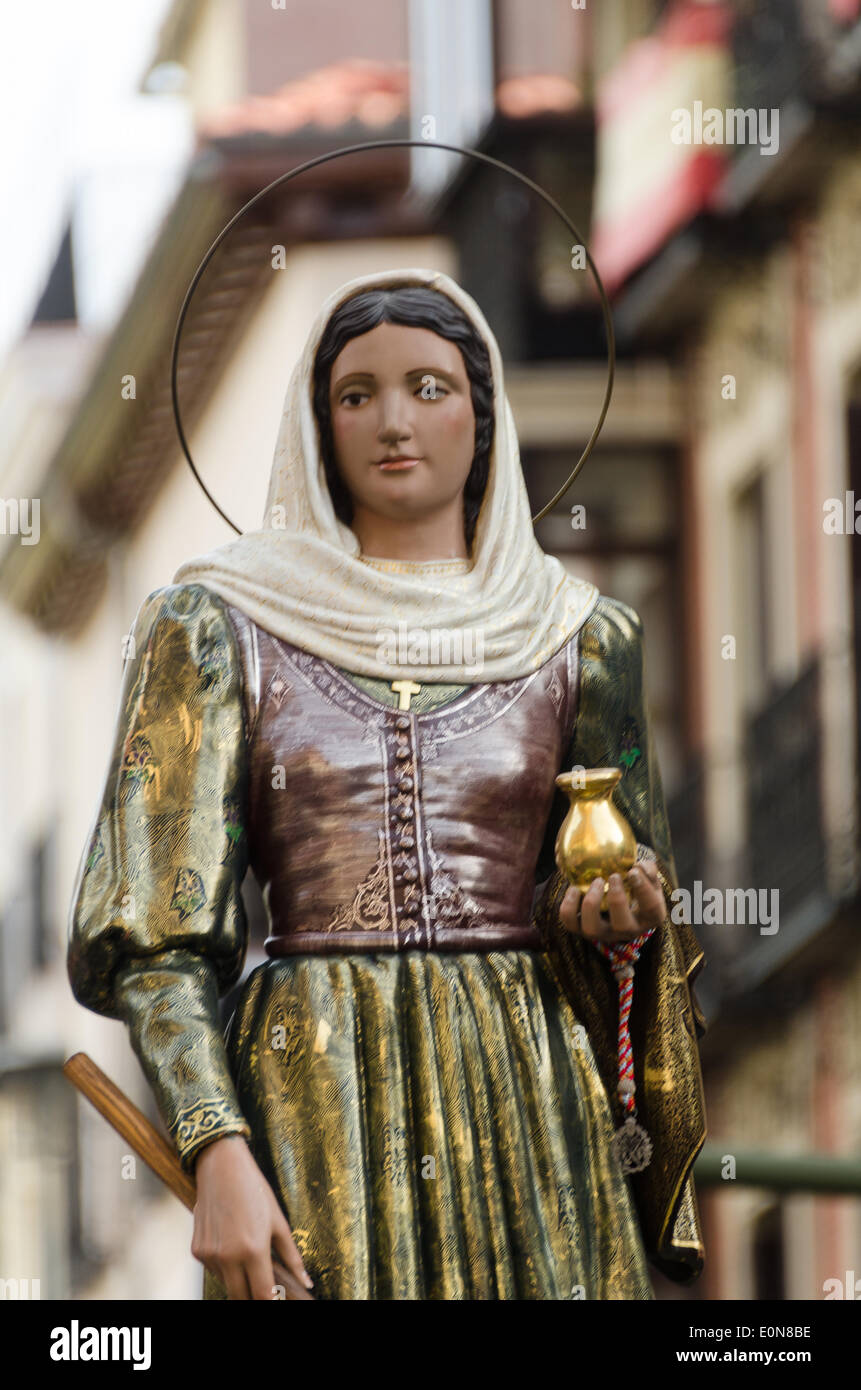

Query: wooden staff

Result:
[63,1052,313,1301]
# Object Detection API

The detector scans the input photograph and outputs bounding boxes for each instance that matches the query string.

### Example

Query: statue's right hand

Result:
[191,1134,314,1300]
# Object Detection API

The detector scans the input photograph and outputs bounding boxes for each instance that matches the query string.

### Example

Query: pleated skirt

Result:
[203,948,654,1300]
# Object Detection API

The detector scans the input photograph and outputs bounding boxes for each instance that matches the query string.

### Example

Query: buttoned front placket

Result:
[386,710,430,948]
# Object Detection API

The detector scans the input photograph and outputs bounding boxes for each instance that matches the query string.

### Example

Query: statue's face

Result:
[328,321,476,527]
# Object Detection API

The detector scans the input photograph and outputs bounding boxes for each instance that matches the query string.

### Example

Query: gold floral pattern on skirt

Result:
[202,948,655,1300]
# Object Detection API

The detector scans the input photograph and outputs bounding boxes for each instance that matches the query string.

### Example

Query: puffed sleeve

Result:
[532,594,707,1283]
[67,582,253,1170]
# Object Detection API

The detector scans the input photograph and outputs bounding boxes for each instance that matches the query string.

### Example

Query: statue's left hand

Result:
[558,859,666,945]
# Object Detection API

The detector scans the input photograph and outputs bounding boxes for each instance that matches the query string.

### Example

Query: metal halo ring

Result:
[171,137,615,535]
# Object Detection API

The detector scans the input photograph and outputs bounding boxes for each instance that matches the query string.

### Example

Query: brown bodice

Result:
[224,605,580,955]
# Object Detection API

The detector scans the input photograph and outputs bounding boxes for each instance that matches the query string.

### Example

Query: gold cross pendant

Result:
[390,679,422,711]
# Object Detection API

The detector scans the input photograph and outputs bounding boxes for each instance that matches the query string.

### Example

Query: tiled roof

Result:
[496,73,582,118]
[198,59,582,141]
[199,58,409,139]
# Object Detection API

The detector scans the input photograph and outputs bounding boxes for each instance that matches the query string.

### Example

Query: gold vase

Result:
[554,767,637,912]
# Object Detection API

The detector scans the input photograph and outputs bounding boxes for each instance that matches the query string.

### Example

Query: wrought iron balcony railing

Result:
[743,656,827,919]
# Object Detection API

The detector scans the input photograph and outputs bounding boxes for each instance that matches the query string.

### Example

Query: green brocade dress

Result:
[67,585,707,1300]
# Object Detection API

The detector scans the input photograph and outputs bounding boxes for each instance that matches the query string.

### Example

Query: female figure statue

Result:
[68,267,706,1300]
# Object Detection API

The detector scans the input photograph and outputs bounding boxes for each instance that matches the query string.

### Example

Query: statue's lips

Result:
[376,457,422,471]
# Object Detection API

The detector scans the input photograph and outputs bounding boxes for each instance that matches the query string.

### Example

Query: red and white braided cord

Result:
[594,928,656,1116]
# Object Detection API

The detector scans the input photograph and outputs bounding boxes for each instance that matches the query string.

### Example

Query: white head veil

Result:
[172,266,598,682]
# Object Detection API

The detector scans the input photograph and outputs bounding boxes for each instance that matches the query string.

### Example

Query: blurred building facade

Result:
[589,0,861,1300]
[1,0,859,1300]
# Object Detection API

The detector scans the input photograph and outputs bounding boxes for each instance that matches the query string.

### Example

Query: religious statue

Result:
[67,266,707,1299]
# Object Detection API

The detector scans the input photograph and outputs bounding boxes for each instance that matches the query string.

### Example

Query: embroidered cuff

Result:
[174,1101,252,1173]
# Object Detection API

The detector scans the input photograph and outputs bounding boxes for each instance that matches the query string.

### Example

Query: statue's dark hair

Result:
[311,285,494,552]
